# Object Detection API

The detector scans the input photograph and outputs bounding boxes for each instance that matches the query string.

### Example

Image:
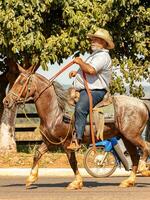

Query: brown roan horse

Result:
[3,65,150,189]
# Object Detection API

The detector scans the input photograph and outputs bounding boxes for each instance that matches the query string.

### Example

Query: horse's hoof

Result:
[26,182,32,189]
[119,181,135,188]
[141,170,150,177]
[66,182,83,190]
[26,176,38,189]
[26,181,35,189]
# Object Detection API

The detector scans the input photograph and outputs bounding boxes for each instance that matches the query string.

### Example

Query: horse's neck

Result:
[33,75,63,126]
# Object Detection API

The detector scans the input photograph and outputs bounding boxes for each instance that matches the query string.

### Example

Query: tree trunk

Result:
[0,73,17,152]
[0,106,17,152]
[0,58,39,153]
[0,60,19,153]
[0,73,8,122]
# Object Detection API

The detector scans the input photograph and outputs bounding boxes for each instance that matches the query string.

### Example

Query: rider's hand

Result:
[73,57,83,65]
[69,71,77,78]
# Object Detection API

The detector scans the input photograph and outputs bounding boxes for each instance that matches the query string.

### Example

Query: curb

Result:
[0,168,130,177]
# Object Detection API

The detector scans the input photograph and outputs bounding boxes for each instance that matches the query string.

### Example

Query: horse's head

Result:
[3,64,36,108]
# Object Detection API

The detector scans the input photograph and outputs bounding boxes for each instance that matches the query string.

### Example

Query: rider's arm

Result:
[74,57,96,75]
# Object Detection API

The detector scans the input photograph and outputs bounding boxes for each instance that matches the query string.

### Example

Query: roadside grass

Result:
[0,147,85,168]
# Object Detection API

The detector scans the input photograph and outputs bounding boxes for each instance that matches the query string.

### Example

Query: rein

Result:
[47,60,96,150]
[19,61,75,145]
[34,61,74,102]
[12,60,96,148]
[45,60,96,150]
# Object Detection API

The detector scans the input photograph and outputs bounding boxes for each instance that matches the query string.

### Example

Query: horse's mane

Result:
[36,73,69,112]
[53,81,69,112]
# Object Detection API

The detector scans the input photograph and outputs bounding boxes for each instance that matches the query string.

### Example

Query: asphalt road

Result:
[0,176,150,200]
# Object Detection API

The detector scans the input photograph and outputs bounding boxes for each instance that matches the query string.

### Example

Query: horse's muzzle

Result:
[3,95,15,109]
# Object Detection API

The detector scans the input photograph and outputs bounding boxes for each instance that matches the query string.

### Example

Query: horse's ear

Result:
[27,64,37,74]
[17,63,26,73]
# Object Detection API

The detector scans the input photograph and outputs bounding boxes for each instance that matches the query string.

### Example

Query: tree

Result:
[0,0,149,152]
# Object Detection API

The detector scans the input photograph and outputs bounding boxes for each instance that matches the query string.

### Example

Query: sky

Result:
[36,54,149,97]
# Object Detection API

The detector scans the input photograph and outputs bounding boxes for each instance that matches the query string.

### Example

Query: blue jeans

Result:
[75,89,107,140]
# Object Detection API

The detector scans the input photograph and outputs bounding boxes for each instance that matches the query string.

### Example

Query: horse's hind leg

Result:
[122,133,150,177]
[63,142,83,190]
[26,142,48,188]
[119,137,140,187]
[138,140,150,176]
[124,135,150,176]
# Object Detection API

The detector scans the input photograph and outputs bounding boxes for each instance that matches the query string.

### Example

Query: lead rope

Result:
[18,60,96,148]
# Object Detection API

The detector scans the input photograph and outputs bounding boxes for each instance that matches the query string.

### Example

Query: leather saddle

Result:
[65,90,114,140]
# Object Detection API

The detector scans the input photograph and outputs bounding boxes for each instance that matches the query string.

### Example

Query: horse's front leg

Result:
[119,139,140,187]
[26,142,48,188]
[64,145,83,190]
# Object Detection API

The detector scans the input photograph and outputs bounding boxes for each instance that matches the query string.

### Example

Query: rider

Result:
[67,28,115,151]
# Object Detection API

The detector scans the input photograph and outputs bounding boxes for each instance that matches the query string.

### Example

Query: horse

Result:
[3,65,150,189]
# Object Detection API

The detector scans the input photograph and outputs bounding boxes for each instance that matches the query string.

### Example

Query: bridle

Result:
[7,71,73,145]
[9,60,75,104]
[9,73,34,105]
[6,60,96,149]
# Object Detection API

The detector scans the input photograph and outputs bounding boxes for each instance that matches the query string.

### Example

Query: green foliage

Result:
[0,0,149,96]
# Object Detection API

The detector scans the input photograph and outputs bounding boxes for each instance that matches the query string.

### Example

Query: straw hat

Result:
[87,28,115,49]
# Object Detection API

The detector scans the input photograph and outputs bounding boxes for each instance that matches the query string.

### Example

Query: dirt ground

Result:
[0,152,84,168]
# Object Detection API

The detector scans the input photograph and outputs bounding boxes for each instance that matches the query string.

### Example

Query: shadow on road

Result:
[0,181,125,189]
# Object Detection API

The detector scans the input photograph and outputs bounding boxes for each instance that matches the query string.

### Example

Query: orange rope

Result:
[49,61,74,82]
[48,60,96,151]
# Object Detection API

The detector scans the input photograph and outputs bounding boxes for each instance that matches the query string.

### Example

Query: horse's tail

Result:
[145,117,150,142]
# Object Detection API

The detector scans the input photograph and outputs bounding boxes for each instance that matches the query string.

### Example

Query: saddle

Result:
[92,92,114,140]
[66,88,114,140]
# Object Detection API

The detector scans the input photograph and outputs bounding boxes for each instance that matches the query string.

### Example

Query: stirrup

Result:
[67,138,81,151]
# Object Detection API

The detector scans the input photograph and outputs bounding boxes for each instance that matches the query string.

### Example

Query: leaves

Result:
[0,0,149,97]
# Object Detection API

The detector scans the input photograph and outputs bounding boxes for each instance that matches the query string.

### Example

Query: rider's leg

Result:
[67,89,106,150]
